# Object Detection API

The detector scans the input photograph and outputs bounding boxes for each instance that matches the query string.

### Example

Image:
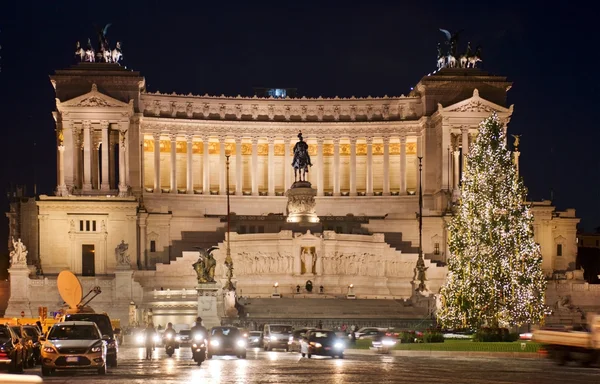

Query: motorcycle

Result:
[164,333,180,357]
[191,332,207,366]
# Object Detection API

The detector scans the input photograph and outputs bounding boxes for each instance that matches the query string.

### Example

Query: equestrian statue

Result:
[291,131,312,183]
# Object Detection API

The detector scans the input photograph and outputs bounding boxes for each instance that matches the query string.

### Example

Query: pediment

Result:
[438,89,513,114]
[57,83,131,109]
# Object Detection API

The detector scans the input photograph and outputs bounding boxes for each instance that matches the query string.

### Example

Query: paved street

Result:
[16,345,599,383]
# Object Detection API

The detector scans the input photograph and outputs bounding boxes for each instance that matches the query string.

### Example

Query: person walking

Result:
[143,322,157,360]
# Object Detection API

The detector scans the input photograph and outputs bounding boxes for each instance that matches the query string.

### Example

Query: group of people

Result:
[141,316,207,360]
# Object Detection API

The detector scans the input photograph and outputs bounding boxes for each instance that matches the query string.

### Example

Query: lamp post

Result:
[224,152,234,291]
[415,156,427,293]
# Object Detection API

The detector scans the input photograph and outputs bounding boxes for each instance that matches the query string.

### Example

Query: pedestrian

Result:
[143,322,157,360]
[318,320,323,329]
[341,324,347,333]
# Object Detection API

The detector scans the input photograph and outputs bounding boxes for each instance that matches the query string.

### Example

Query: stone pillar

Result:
[399,135,407,195]
[83,120,92,191]
[153,133,161,193]
[383,136,390,195]
[5,266,32,318]
[170,134,177,194]
[197,285,220,330]
[366,137,373,195]
[93,143,100,189]
[139,213,148,269]
[202,136,210,195]
[57,145,68,196]
[333,138,340,196]
[219,136,226,195]
[235,137,243,195]
[349,137,357,196]
[101,121,110,190]
[284,136,292,190]
[186,135,193,194]
[453,147,460,190]
[251,137,259,196]
[118,128,128,196]
[268,137,275,195]
[514,150,520,177]
[316,137,324,196]
[461,127,469,171]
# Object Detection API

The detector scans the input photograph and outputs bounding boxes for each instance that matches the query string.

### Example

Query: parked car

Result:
[0,324,25,373]
[64,313,118,367]
[207,326,246,359]
[22,325,43,365]
[10,325,35,368]
[263,324,293,351]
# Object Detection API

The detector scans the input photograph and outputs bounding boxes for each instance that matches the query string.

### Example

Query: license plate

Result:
[66,357,78,363]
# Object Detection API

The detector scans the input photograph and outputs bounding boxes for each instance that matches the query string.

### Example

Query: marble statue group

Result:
[75,24,123,64]
[9,237,28,267]
[115,240,130,265]
[437,29,482,69]
[193,247,219,284]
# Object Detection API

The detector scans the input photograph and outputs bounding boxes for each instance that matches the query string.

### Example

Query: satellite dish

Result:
[57,271,83,310]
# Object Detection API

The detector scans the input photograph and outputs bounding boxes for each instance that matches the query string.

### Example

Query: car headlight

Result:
[194,334,203,341]
[236,339,246,348]
[153,335,160,343]
[90,346,102,353]
[43,346,56,354]
[314,342,322,348]
[210,339,220,347]
[334,342,344,349]
[166,334,172,340]
[270,335,277,341]
[136,335,145,343]
[289,336,293,342]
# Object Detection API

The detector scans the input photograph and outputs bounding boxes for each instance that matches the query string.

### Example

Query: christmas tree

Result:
[437,113,547,330]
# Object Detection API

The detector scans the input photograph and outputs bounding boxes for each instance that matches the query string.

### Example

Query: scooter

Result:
[164,333,180,357]
[191,332,207,365]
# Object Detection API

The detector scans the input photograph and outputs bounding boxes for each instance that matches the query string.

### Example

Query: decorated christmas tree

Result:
[437,113,548,330]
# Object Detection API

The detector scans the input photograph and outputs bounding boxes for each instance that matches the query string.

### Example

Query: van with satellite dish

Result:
[55,271,119,367]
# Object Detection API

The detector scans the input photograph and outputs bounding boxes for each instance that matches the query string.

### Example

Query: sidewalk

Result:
[345,348,543,359]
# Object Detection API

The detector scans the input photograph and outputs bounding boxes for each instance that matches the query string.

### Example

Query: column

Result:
[349,137,357,196]
[153,133,161,193]
[461,127,469,171]
[283,136,291,190]
[399,135,407,194]
[218,136,226,195]
[267,137,275,195]
[82,121,92,190]
[251,137,259,196]
[101,121,110,190]
[92,143,99,189]
[139,215,147,269]
[186,134,193,194]
[383,136,390,195]
[169,134,177,193]
[453,146,460,190]
[118,129,127,195]
[202,136,210,195]
[365,137,373,195]
[514,150,521,177]
[235,137,243,195]
[57,145,68,196]
[316,137,324,196]
[333,138,340,196]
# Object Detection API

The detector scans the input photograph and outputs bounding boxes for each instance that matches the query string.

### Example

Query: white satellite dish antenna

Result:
[57,270,83,310]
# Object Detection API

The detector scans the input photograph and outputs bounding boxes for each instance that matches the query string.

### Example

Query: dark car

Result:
[207,326,246,359]
[305,329,345,359]
[23,325,43,365]
[65,313,118,367]
[0,325,25,373]
[10,325,35,368]
[289,328,314,352]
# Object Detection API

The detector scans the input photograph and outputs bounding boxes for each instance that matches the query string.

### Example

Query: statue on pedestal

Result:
[292,131,312,182]
[9,237,28,267]
[193,247,219,284]
[115,240,130,266]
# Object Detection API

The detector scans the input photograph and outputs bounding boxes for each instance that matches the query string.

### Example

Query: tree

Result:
[437,113,548,330]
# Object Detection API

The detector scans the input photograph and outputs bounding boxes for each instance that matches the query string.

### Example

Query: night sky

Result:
[0,0,598,256]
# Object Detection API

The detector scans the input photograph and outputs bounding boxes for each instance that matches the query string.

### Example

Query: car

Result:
[247,331,263,348]
[207,326,247,359]
[263,324,293,351]
[0,324,25,373]
[288,328,315,352]
[10,325,35,368]
[305,329,345,358]
[22,325,43,365]
[350,327,387,340]
[39,321,108,376]
[178,329,192,345]
[64,313,118,367]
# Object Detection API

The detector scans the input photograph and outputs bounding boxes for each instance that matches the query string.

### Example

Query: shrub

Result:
[423,331,445,343]
[474,327,517,342]
[399,331,417,343]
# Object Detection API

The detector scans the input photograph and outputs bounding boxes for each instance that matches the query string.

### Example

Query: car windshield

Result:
[65,314,113,336]
[10,327,21,336]
[0,328,11,340]
[49,325,100,340]
[179,330,191,335]
[270,326,292,334]
[23,328,38,337]
[211,327,239,337]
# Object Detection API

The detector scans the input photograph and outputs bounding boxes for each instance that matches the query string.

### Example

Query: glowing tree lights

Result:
[437,113,548,330]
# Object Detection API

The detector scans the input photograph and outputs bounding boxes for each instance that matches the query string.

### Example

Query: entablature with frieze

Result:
[139,117,426,140]
[140,92,423,122]
[37,195,139,213]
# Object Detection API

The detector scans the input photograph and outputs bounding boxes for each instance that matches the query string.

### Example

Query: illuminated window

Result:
[434,243,440,255]
[557,244,563,256]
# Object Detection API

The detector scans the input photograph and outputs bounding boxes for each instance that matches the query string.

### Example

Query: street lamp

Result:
[347,283,356,299]
[415,156,428,293]
[224,152,234,291]
[272,282,281,298]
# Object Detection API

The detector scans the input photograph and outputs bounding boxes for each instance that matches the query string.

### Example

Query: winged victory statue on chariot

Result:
[74,23,123,64]
[436,29,482,70]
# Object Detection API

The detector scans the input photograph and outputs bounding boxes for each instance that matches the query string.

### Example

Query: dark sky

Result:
[0,0,598,251]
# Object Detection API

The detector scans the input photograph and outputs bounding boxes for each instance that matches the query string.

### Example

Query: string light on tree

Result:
[437,113,548,330]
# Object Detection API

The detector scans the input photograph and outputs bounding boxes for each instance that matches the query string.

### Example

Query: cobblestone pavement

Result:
[14,345,599,383]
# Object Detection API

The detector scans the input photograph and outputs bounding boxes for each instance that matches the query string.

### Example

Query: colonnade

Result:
[145,133,424,196]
